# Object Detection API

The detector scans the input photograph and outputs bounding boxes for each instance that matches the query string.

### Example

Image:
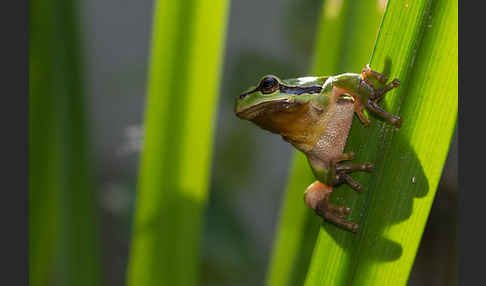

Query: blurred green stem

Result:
[30,1,101,285]
[126,0,229,285]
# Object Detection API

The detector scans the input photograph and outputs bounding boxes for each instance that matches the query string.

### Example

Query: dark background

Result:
[80,0,457,285]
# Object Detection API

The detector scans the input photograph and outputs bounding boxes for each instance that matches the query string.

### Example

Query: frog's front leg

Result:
[361,66,402,127]
[335,65,402,128]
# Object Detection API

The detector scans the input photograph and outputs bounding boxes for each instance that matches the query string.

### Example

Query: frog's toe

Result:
[314,199,358,232]
[391,116,402,128]
[317,205,358,233]
[362,64,388,84]
[336,162,373,173]
[340,174,363,192]
[328,204,351,218]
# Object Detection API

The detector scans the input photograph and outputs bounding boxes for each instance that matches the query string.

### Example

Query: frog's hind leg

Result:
[304,181,358,232]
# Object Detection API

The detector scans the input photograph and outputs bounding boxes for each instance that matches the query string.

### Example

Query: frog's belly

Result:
[310,100,355,168]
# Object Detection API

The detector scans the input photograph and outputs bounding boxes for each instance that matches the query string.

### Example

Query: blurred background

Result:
[31,0,457,285]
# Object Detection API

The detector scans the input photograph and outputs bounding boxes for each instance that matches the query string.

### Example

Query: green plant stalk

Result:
[126,0,229,285]
[30,0,101,285]
[265,1,385,285]
[303,0,457,285]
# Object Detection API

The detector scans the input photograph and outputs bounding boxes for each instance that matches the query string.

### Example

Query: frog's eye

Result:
[259,77,279,94]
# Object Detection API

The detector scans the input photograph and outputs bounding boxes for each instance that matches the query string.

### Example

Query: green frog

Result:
[235,65,401,232]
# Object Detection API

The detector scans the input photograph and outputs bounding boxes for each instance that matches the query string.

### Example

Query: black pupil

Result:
[260,77,278,93]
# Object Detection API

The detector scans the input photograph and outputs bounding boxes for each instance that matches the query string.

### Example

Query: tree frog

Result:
[235,65,401,232]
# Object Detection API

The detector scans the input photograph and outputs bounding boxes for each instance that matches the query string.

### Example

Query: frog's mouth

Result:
[235,99,299,120]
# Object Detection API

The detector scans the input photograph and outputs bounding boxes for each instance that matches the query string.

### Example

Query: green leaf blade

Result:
[126,0,229,285]
[305,0,458,285]
[266,0,457,285]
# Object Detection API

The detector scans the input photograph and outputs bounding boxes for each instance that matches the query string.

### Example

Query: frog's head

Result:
[235,75,329,146]
[235,75,295,120]
[235,75,325,120]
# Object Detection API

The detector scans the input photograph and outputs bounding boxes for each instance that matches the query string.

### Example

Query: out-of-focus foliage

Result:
[125,0,229,285]
[30,0,101,286]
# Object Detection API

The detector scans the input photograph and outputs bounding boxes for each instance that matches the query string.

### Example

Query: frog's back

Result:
[281,76,330,88]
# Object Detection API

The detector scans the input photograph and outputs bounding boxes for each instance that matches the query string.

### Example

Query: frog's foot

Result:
[335,161,373,192]
[331,153,373,193]
[304,181,358,232]
[361,65,402,128]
